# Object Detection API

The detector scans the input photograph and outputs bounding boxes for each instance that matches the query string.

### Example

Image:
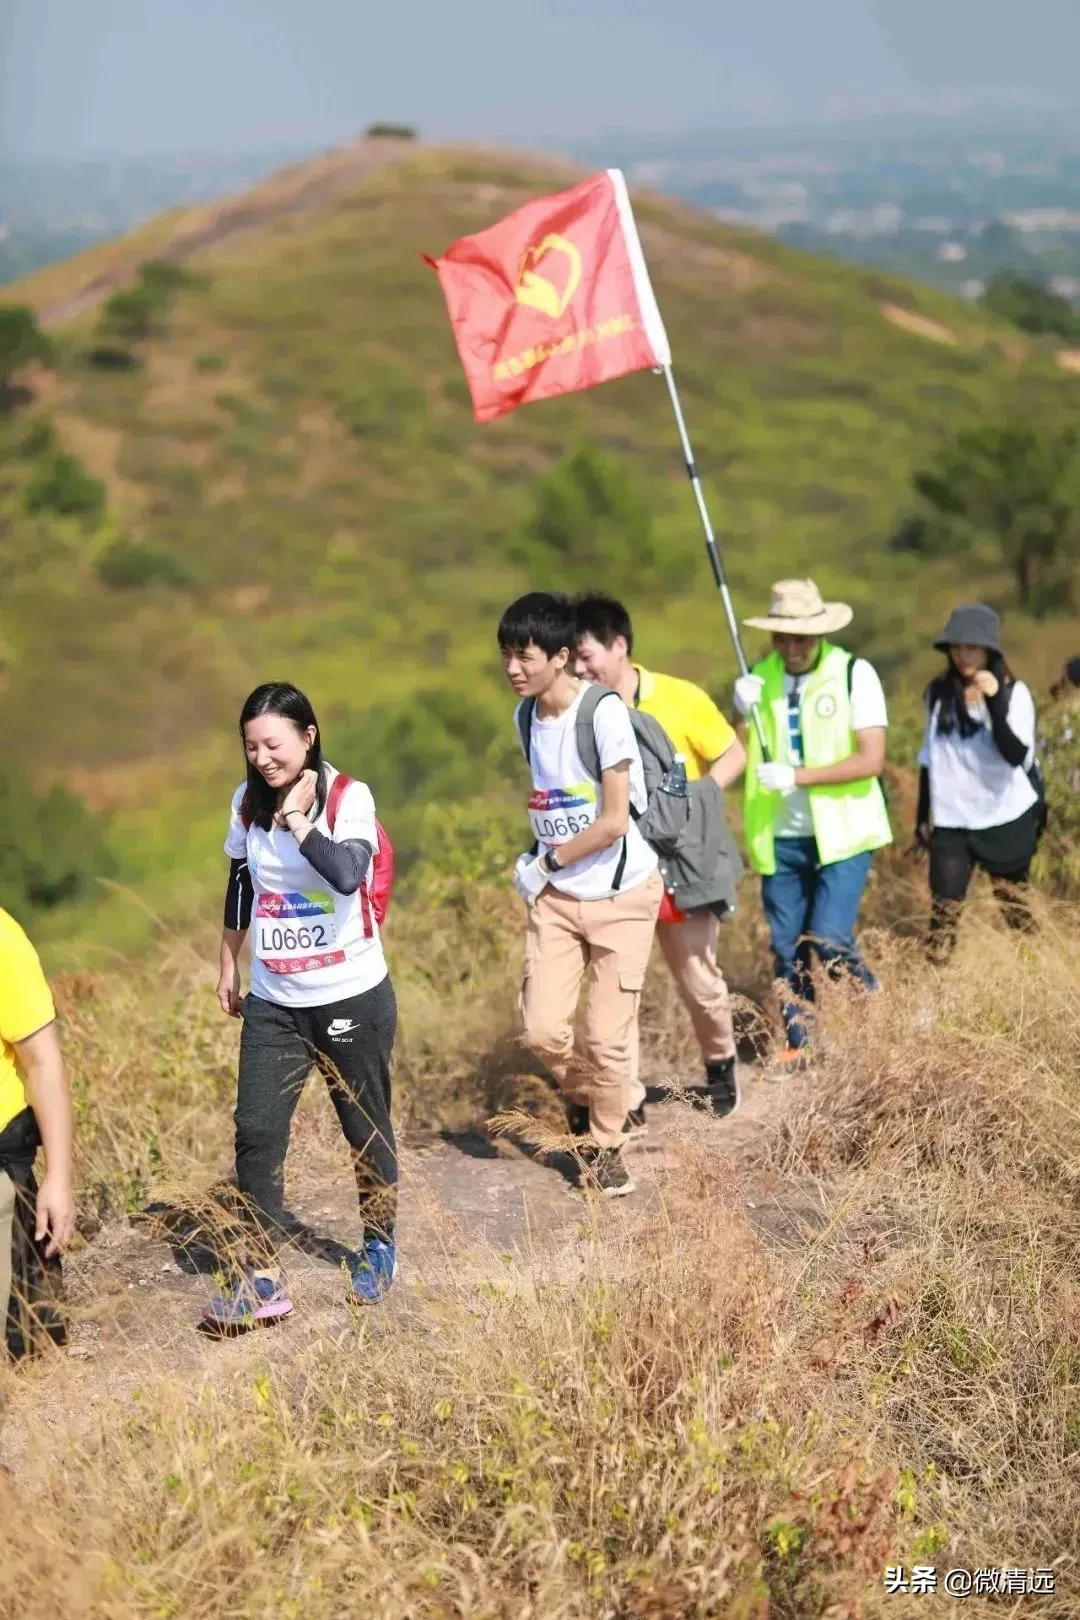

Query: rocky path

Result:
[0,1067,812,1478]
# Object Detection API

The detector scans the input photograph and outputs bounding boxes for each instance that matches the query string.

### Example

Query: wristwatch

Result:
[541,849,561,875]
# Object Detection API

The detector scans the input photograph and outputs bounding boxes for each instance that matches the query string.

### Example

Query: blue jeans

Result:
[760,838,879,1049]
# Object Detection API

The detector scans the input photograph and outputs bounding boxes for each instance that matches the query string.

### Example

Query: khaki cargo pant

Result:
[629,909,737,1107]
[519,868,663,1148]
[0,1171,14,1344]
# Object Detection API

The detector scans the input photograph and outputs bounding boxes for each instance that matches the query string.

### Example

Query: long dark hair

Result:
[928,648,1014,738]
[238,682,327,831]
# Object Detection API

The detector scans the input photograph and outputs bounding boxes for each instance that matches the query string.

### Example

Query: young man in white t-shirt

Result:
[498,592,663,1197]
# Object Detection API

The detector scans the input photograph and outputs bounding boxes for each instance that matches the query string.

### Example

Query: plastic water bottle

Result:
[660,753,689,797]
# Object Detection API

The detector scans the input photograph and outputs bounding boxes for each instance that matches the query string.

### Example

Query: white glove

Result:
[733,673,765,717]
[513,852,549,904]
[756,761,797,795]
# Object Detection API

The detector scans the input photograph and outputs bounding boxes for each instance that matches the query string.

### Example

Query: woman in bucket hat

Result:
[734,580,892,1064]
[916,603,1040,962]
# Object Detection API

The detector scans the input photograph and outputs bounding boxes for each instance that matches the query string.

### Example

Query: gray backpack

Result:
[517,685,744,913]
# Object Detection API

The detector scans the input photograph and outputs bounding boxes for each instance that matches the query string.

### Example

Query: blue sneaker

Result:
[348,1238,397,1304]
[201,1266,293,1330]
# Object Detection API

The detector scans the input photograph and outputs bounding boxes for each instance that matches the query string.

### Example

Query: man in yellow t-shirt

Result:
[573,593,747,1117]
[0,908,76,1341]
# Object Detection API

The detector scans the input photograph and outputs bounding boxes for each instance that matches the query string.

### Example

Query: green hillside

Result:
[1,142,1078,957]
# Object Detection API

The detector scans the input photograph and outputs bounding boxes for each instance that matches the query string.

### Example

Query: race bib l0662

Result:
[254,891,345,972]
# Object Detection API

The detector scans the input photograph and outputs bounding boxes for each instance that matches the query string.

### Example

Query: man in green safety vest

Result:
[735,580,891,1064]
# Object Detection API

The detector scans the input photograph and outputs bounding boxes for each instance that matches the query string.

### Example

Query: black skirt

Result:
[933,804,1041,876]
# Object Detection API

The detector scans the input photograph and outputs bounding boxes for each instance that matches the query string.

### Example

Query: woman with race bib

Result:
[204,681,397,1328]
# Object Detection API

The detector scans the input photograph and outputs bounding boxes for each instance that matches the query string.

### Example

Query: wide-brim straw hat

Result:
[743,578,853,636]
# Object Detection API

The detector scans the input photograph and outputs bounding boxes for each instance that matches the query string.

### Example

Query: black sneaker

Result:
[704,1058,740,1118]
[622,1106,648,1141]
[566,1103,591,1137]
[580,1146,636,1198]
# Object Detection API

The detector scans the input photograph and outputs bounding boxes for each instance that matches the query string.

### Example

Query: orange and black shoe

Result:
[771,1045,812,1075]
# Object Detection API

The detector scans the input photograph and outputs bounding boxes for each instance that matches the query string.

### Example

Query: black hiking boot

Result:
[579,1146,636,1199]
[704,1058,740,1118]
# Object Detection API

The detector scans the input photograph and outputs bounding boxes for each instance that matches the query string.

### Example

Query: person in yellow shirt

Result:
[0,907,76,1350]
[573,593,747,1116]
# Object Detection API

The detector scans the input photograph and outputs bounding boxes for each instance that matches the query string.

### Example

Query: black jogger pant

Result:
[235,975,397,1262]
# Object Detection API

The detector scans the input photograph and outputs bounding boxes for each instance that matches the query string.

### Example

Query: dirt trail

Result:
[0,1070,814,1478]
[35,137,416,330]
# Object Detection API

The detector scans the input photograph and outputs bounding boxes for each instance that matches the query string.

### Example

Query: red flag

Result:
[427,169,671,423]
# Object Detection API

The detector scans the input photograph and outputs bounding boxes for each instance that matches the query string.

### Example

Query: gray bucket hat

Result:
[934,602,1003,655]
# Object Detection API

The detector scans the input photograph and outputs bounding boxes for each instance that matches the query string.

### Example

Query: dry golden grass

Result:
[2,875,1079,1617]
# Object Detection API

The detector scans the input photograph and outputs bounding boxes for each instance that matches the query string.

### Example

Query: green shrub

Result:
[512,444,695,587]
[138,259,203,295]
[0,772,114,919]
[18,418,55,458]
[335,364,427,439]
[195,352,228,373]
[97,539,194,590]
[902,422,1080,616]
[982,274,1080,341]
[86,345,141,372]
[1034,699,1080,896]
[101,285,165,342]
[334,686,514,813]
[25,451,106,523]
[98,261,206,344]
[0,305,51,399]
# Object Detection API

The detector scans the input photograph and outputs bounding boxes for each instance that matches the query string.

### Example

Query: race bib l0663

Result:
[527,782,597,845]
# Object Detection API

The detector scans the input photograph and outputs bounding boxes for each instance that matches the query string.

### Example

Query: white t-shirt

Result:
[515,687,657,901]
[918,681,1037,830]
[774,659,889,839]
[224,764,388,1008]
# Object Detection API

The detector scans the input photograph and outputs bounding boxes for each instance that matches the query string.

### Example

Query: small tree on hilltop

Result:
[0,305,52,407]
[896,422,1080,616]
[364,122,417,141]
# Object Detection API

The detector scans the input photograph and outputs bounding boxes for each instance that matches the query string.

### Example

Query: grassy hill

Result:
[2,140,1079,957]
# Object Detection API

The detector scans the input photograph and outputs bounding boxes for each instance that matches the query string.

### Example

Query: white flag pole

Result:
[608,170,768,755]
[659,363,768,754]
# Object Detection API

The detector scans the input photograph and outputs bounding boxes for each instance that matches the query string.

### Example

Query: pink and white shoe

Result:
[201,1266,293,1330]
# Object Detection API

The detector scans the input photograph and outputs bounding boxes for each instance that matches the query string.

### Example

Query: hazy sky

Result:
[0,0,1075,159]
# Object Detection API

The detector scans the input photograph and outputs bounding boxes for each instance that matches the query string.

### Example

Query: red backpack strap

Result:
[325,772,355,833]
[371,818,394,927]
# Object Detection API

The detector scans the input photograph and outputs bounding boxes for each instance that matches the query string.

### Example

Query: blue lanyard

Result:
[787,679,804,766]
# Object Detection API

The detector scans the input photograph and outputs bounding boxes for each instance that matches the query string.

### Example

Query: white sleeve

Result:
[850,660,889,731]
[594,694,640,772]
[332,779,378,847]
[223,785,248,859]
[1006,682,1036,750]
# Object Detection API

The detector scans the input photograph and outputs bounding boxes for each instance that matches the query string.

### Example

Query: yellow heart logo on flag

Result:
[515,234,582,319]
